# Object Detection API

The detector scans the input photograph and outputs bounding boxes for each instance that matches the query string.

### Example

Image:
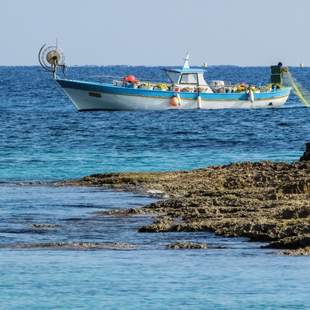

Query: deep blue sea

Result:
[0,66,309,309]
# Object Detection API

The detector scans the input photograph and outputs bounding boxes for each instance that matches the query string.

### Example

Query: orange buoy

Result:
[169,96,179,107]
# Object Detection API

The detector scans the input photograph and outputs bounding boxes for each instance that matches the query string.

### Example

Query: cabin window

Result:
[166,71,180,83]
[179,73,198,84]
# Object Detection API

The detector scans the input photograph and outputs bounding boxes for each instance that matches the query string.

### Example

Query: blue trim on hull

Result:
[56,78,291,101]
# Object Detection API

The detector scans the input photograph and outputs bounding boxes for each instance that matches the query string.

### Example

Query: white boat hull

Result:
[56,78,291,111]
[62,87,289,111]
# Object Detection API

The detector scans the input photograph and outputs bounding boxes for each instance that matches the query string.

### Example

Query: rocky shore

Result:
[65,149,310,255]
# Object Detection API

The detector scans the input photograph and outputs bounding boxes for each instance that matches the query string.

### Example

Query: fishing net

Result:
[283,69,310,107]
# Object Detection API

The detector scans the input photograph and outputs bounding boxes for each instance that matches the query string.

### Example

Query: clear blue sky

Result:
[1,0,309,66]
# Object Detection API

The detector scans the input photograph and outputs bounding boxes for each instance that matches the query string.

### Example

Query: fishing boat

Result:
[38,45,291,111]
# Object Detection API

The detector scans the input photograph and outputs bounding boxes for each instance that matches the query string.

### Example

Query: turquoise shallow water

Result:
[1,249,310,309]
[1,185,309,310]
[0,66,309,308]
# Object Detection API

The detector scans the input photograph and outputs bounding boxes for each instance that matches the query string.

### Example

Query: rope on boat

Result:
[285,69,310,107]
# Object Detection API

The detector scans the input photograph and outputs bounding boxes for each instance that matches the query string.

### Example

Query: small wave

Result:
[0,242,136,250]
[61,217,86,222]
[0,228,49,234]
[0,180,55,187]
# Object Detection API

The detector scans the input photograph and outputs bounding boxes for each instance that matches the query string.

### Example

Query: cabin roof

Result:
[164,67,205,74]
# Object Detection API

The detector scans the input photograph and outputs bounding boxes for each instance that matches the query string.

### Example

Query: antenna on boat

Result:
[38,42,66,79]
[183,52,190,69]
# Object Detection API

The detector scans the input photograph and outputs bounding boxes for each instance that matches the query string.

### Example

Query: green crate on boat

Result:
[271,65,282,84]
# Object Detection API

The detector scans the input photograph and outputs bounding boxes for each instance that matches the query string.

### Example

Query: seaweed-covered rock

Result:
[282,247,310,256]
[67,159,310,254]
[266,235,310,249]
[139,217,174,232]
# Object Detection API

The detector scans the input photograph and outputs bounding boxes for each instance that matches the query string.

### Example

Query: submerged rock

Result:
[96,207,151,217]
[167,242,208,250]
[32,223,60,229]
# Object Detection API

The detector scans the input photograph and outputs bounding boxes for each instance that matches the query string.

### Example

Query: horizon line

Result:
[0,63,307,68]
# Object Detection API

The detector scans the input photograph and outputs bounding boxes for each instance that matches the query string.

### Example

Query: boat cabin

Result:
[164,55,213,93]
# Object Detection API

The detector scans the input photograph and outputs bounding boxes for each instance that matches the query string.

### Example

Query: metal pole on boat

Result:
[52,64,57,79]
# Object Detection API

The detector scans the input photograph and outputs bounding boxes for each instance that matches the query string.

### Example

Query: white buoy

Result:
[249,89,254,103]
[197,95,202,109]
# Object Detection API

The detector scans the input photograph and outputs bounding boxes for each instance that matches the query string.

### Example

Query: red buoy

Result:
[124,75,137,83]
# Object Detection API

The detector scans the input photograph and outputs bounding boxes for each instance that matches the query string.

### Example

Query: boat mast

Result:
[183,53,190,69]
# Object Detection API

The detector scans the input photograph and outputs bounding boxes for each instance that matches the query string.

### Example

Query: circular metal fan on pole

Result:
[38,44,66,78]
